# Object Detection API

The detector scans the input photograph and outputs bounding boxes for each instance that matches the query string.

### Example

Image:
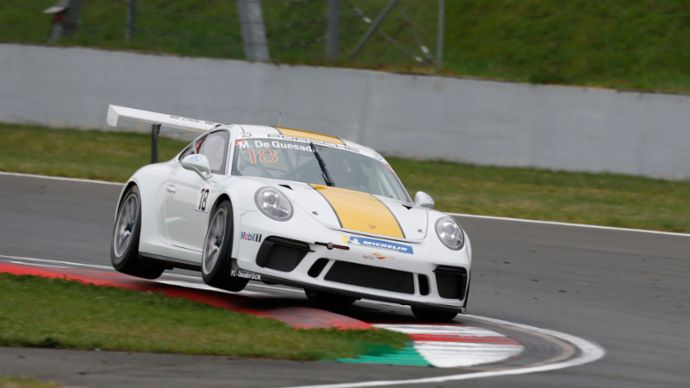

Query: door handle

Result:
[166,184,176,194]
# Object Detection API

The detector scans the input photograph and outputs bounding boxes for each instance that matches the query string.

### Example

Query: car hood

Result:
[285,182,428,242]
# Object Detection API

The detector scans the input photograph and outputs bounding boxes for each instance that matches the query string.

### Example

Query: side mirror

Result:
[414,191,435,209]
[181,154,212,179]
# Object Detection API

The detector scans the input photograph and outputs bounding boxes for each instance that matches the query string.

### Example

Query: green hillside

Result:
[444,0,690,92]
[1,0,689,92]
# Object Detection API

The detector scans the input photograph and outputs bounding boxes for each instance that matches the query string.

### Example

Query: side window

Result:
[178,144,195,161]
[199,131,229,174]
[178,135,207,161]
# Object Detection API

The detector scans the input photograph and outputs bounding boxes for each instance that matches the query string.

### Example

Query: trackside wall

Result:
[1,44,689,179]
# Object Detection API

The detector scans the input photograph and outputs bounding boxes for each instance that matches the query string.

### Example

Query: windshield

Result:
[231,138,410,202]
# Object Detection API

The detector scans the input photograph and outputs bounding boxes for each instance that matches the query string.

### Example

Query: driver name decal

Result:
[230,269,261,280]
[237,132,350,150]
[236,139,312,152]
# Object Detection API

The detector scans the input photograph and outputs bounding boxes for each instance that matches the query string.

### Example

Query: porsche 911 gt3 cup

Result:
[108,105,471,321]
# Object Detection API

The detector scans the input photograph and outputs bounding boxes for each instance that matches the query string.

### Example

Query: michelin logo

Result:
[348,236,413,255]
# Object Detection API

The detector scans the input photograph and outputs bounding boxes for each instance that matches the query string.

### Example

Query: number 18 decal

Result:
[240,148,279,164]
[197,187,210,212]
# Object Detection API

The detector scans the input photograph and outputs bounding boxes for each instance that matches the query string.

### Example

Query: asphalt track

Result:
[1,173,690,387]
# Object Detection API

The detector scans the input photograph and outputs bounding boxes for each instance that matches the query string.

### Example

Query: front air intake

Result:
[434,266,468,299]
[256,237,310,272]
[325,261,415,294]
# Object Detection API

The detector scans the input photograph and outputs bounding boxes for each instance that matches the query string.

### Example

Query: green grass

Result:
[0,376,58,388]
[0,274,407,359]
[1,122,689,233]
[2,1,690,92]
[388,157,690,233]
[0,124,185,182]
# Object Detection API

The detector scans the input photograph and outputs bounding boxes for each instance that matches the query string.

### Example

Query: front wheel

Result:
[201,200,248,292]
[411,306,458,322]
[110,186,165,279]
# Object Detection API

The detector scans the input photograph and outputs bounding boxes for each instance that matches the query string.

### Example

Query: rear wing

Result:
[107,105,223,133]
[106,105,226,163]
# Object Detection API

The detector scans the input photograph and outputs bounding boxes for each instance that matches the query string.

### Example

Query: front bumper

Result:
[234,210,471,312]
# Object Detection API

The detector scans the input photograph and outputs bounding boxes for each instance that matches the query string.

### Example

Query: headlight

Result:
[255,187,293,221]
[435,217,464,250]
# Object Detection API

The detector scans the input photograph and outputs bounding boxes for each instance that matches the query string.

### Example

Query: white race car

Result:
[108,105,471,321]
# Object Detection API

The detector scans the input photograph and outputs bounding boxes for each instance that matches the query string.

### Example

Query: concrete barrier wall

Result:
[2,44,689,179]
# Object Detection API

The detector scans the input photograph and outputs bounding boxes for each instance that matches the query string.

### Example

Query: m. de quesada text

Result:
[240,140,312,152]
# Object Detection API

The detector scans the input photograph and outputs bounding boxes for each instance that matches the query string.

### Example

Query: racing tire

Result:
[411,306,458,322]
[110,186,165,279]
[201,200,248,292]
[305,289,357,306]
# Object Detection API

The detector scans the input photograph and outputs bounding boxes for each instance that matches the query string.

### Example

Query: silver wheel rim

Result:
[203,207,226,274]
[113,193,138,261]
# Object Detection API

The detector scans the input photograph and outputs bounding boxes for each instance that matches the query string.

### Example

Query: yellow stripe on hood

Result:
[276,127,344,145]
[311,184,404,238]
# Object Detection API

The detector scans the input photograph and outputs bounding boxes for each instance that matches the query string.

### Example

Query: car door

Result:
[163,130,229,254]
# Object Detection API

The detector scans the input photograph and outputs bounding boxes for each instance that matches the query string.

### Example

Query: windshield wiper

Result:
[310,142,335,187]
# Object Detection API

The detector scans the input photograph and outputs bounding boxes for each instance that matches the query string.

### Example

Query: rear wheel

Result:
[201,200,248,292]
[411,306,458,322]
[110,186,165,279]
[305,289,357,306]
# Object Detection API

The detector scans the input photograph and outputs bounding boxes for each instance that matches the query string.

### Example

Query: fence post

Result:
[43,0,82,42]
[150,123,161,164]
[126,0,136,42]
[326,0,340,60]
[436,0,445,69]
[62,0,82,37]
[236,0,270,62]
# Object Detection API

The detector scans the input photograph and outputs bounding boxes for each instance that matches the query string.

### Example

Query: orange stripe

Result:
[311,184,404,238]
[276,127,344,145]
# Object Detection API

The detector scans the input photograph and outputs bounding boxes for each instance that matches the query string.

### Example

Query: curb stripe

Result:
[285,320,605,388]
[375,324,524,368]
[338,343,430,367]
[408,334,519,345]
[0,261,371,330]
[339,323,525,369]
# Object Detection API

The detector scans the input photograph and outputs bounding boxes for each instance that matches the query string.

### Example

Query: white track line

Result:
[285,317,605,388]
[3,171,688,238]
[9,261,70,269]
[451,212,690,238]
[0,171,122,186]
[0,254,113,270]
